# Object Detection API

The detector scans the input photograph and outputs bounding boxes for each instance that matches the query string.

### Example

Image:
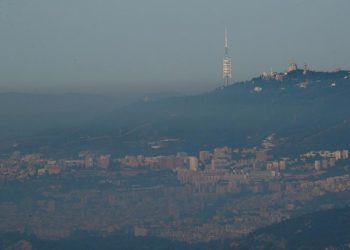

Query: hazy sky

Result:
[1,0,350,95]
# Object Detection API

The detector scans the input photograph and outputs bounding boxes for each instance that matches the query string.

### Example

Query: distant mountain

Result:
[101,69,350,155]
[0,92,123,155]
[2,69,350,155]
[0,92,116,134]
[238,206,350,250]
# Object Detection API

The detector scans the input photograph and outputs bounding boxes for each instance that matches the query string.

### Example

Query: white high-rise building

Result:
[189,156,199,171]
[223,28,232,85]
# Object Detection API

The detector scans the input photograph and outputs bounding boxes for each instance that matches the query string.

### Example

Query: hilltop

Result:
[1,68,350,156]
[99,68,350,156]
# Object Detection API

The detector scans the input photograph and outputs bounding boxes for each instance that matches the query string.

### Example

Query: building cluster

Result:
[116,141,350,199]
[1,141,349,191]
[261,71,285,81]
[1,139,350,243]
[119,146,268,172]
[2,167,350,243]
[304,149,349,171]
[260,62,307,81]
[0,151,111,181]
[118,153,191,170]
[118,136,276,188]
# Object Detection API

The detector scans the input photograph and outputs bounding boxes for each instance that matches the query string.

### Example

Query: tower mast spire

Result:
[223,28,232,85]
[225,28,228,54]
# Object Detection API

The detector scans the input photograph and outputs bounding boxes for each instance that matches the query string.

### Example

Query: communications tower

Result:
[223,28,232,85]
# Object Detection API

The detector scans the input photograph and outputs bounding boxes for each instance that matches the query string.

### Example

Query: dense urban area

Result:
[1,133,350,243]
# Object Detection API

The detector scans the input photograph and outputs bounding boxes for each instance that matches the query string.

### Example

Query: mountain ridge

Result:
[1,69,350,156]
[100,69,350,155]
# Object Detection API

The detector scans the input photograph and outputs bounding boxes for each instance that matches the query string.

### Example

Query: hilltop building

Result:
[287,62,298,72]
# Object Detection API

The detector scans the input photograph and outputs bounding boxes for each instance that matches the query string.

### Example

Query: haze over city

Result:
[2,1,350,250]
[1,0,350,95]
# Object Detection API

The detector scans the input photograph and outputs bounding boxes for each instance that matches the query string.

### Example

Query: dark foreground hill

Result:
[0,231,231,250]
[238,206,350,250]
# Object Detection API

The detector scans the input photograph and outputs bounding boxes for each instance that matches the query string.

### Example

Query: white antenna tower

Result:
[223,28,232,85]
